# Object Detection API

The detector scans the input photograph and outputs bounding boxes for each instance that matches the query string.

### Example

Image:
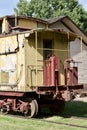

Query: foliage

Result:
[15,0,87,32]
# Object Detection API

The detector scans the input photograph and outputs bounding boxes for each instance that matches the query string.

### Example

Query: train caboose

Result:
[0,28,83,117]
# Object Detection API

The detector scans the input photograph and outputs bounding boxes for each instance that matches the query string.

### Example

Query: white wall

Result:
[70,39,87,84]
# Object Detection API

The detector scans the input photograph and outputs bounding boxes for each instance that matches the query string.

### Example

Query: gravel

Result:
[74,96,87,102]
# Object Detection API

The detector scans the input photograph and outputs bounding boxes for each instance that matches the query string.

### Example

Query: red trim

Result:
[37,84,83,92]
[0,91,24,97]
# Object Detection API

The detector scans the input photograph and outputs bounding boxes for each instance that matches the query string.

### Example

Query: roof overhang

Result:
[24,28,79,41]
[0,28,80,41]
[48,16,87,45]
[0,15,48,24]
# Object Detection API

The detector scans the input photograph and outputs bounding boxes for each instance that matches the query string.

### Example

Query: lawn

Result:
[0,100,87,130]
[63,100,87,118]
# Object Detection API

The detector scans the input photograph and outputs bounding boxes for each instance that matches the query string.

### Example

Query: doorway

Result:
[43,39,53,60]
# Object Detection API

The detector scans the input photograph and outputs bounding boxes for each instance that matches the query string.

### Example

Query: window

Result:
[8,18,15,27]
[43,39,53,60]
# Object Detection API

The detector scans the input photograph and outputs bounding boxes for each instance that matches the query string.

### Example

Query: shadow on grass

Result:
[62,101,87,118]
[37,101,87,119]
[37,108,53,118]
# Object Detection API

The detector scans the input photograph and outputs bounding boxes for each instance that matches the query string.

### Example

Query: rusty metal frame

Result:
[37,84,83,93]
[0,91,24,97]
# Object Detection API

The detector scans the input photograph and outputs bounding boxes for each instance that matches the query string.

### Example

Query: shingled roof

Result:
[46,16,66,24]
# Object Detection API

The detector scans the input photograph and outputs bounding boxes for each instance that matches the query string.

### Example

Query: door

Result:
[43,39,53,60]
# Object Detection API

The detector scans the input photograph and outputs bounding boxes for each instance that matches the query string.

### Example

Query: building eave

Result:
[48,16,87,45]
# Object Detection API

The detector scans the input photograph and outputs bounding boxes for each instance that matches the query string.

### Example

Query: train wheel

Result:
[24,99,38,118]
[0,105,8,114]
[33,99,38,116]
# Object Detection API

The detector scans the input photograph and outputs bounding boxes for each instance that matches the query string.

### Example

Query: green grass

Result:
[0,115,86,130]
[46,116,87,126]
[0,100,87,130]
[62,101,87,118]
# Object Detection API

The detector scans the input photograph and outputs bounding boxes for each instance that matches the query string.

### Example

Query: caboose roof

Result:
[47,16,87,44]
[24,28,79,41]
[0,15,48,24]
[0,28,78,40]
[0,15,87,44]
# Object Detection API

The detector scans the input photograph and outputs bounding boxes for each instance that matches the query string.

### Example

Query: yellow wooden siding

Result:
[0,36,17,90]
[0,31,70,91]
[1,71,9,83]
[25,33,43,90]
[49,21,69,31]
[16,34,26,91]
[2,17,9,33]
[54,33,68,84]
[25,31,68,89]
[41,32,68,85]
[37,22,46,29]
[18,19,37,29]
[0,36,17,53]
[0,34,26,91]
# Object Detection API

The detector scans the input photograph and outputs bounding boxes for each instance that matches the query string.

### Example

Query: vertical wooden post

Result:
[67,32,70,58]
[80,37,83,83]
[35,31,37,87]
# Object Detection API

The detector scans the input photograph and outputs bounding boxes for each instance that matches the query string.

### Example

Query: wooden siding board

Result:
[18,19,37,29]
[0,34,26,91]
[70,39,87,84]
[25,33,43,90]
[49,21,69,31]
[25,32,69,88]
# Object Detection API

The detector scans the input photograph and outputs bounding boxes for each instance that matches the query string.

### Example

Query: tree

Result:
[15,0,87,32]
